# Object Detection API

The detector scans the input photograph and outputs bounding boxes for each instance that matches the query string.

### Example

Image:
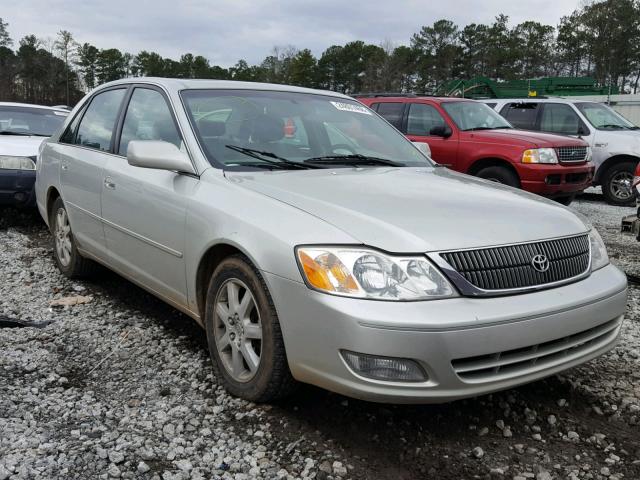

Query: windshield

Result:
[575,102,637,130]
[181,89,432,170]
[0,106,67,136]
[441,101,512,131]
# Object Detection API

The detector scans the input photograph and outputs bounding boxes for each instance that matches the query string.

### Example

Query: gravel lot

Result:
[1,193,639,480]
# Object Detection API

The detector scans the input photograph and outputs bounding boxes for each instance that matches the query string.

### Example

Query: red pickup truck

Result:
[357,95,594,205]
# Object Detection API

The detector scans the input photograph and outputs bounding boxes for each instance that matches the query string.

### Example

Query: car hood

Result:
[467,129,588,148]
[0,135,47,156]
[225,167,588,252]
[595,129,640,149]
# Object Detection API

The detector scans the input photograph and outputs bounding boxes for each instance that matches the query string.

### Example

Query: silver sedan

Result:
[35,78,627,403]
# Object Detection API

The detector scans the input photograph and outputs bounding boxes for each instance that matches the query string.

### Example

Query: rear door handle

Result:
[104,177,116,190]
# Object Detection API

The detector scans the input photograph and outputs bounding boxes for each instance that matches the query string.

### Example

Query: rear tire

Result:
[204,254,296,402]
[476,166,520,188]
[50,197,99,278]
[601,161,637,206]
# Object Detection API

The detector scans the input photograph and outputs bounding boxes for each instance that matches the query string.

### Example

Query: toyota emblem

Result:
[531,254,550,273]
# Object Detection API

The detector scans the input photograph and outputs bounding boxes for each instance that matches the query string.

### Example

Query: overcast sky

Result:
[6,0,580,67]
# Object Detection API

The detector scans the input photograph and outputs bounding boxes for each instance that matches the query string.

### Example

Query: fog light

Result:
[341,350,427,382]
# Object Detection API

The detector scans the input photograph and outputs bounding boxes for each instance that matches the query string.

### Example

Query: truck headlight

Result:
[0,155,36,170]
[585,146,593,162]
[296,246,457,300]
[589,229,609,271]
[522,148,558,164]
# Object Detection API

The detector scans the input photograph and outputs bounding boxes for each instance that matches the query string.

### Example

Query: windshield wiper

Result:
[463,126,511,131]
[0,130,31,136]
[598,124,627,130]
[225,145,318,170]
[303,154,405,167]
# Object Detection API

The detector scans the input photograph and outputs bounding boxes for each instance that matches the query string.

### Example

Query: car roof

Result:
[95,77,353,100]
[358,96,477,104]
[483,98,593,105]
[0,101,70,113]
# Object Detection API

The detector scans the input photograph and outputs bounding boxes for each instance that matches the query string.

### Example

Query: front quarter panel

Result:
[184,168,359,317]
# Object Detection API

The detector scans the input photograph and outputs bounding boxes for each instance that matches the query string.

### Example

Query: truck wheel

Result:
[204,254,296,402]
[50,197,99,278]
[476,166,520,188]
[602,161,637,205]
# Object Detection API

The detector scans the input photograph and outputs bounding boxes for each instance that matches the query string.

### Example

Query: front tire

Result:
[204,254,296,402]
[601,161,637,205]
[50,197,98,278]
[476,166,520,188]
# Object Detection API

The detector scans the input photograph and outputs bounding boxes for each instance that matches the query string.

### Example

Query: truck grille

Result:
[556,146,588,163]
[439,234,590,291]
[451,318,621,383]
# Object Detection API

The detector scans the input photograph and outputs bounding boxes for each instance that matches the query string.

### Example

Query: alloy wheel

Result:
[610,171,634,201]
[54,208,72,267]
[214,279,263,382]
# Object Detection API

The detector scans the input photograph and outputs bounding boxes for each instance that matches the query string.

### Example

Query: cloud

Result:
[5,0,579,67]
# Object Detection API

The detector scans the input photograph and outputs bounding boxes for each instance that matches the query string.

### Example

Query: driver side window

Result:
[118,88,182,156]
[407,103,446,136]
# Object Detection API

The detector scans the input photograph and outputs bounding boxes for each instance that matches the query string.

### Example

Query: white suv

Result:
[484,98,639,205]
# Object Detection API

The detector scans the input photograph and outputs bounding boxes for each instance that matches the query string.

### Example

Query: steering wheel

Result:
[331,143,357,155]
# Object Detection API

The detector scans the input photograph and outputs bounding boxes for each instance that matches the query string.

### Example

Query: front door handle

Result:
[61,162,69,171]
[104,177,116,190]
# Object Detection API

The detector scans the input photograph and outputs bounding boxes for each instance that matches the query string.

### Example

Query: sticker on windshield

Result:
[330,101,372,115]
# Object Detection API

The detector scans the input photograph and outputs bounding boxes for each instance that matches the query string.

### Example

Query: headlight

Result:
[296,246,457,300]
[0,155,36,170]
[589,229,609,271]
[522,148,558,164]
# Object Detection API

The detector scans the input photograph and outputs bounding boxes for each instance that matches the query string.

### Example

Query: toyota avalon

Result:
[35,79,627,403]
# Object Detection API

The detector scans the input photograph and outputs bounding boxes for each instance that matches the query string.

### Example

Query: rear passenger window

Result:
[118,88,182,156]
[406,103,446,135]
[75,89,126,151]
[540,103,581,135]
[375,102,404,130]
[501,103,539,130]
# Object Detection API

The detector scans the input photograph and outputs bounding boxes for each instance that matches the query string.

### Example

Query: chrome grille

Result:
[439,234,590,291]
[556,146,588,163]
[451,318,621,383]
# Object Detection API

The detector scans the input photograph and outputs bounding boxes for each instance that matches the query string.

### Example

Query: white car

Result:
[0,102,68,206]
[483,98,639,205]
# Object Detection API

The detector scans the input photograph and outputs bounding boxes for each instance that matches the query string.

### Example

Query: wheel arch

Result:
[467,157,521,181]
[195,241,260,320]
[594,154,640,184]
[45,186,62,230]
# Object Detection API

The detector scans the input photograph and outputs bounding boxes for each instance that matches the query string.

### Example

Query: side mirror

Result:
[577,126,588,136]
[412,141,432,158]
[127,140,195,174]
[429,125,452,138]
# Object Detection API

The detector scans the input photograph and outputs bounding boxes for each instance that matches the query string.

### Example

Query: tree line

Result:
[1,0,639,107]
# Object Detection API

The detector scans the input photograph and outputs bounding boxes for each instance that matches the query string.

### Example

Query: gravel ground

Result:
[1,193,639,480]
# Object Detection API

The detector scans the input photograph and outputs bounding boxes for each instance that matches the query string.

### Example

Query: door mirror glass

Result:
[429,125,452,137]
[127,140,195,174]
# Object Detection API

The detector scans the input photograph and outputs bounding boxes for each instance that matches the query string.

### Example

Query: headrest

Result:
[198,120,226,137]
[252,115,284,143]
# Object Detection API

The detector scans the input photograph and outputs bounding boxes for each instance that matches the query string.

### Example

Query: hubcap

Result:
[54,208,72,267]
[214,279,262,382]
[611,171,634,200]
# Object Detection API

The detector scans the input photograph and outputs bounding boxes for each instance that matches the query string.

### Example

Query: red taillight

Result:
[634,163,640,187]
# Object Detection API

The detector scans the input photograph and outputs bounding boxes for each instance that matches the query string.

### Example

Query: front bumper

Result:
[0,169,36,206]
[520,163,595,197]
[266,263,627,403]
